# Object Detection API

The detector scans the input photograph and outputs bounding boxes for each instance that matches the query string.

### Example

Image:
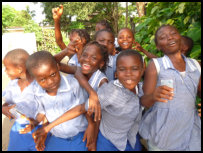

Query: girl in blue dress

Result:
[139,25,201,151]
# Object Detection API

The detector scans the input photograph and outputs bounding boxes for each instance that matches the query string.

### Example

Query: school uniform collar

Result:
[107,55,114,67]
[89,69,102,88]
[113,79,138,95]
[162,54,197,72]
[35,74,71,96]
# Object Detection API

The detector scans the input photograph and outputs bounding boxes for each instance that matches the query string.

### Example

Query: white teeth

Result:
[169,42,175,45]
[123,42,128,45]
[82,64,90,70]
[126,80,132,84]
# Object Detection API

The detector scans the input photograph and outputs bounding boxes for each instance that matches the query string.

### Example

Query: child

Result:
[2,49,39,151]
[139,25,201,151]
[25,50,92,151]
[94,29,118,81]
[117,27,157,59]
[33,50,144,151]
[181,35,194,56]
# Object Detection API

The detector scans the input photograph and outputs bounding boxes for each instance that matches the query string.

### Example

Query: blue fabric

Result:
[7,121,41,151]
[44,132,88,151]
[96,131,142,151]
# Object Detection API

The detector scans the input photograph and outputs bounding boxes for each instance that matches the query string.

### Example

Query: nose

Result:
[47,77,55,87]
[125,69,132,76]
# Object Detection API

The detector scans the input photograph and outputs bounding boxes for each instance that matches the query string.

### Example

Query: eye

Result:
[51,73,56,77]
[40,78,45,83]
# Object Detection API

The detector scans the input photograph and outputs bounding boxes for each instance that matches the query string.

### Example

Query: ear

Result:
[17,66,23,74]
[99,61,105,70]
[81,37,86,45]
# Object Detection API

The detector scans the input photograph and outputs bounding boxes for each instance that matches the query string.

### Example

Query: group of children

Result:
[2,4,201,151]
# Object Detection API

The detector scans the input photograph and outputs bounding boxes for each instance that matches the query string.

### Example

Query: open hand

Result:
[132,41,143,52]
[83,123,95,148]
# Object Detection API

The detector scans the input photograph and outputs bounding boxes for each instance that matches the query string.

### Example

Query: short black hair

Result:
[96,20,113,32]
[116,49,143,68]
[70,29,90,45]
[154,24,178,45]
[82,41,109,72]
[181,36,194,56]
[4,48,29,67]
[118,27,134,37]
[94,29,115,41]
[26,50,57,77]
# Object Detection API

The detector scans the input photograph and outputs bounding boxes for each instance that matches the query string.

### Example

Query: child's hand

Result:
[83,122,95,148]
[87,141,97,151]
[153,85,174,103]
[52,4,63,21]
[32,126,49,141]
[2,104,16,120]
[34,133,47,151]
[19,117,38,134]
[132,41,143,52]
[87,91,101,121]
[198,103,201,117]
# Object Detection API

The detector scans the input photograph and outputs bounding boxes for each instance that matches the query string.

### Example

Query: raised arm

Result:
[141,60,174,108]
[52,5,66,50]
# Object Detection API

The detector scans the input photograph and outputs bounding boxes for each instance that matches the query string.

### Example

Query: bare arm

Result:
[141,60,173,108]
[133,41,158,59]
[58,63,77,74]
[52,5,66,50]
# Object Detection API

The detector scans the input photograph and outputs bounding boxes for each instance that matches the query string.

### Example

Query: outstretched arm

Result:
[52,4,66,50]
[132,41,158,59]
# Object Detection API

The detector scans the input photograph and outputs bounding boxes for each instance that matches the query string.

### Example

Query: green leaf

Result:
[151,6,159,14]
[184,16,190,24]
[166,19,174,25]
[177,3,185,13]
[189,45,201,59]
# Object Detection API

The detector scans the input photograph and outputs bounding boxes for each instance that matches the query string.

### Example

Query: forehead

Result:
[118,29,133,36]
[70,32,80,38]
[157,26,177,35]
[97,31,114,40]
[32,62,57,76]
[117,55,140,66]
[84,44,100,54]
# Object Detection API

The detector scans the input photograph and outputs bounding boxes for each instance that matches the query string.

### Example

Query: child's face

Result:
[156,26,181,54]
[96,31,115,55]
[69,32,86,49]
[116,55,143,93]
[95,24,106,32]
[3,58,21,80]
[79,45,104,77]
[181,37,188,56]
[31,62,61,95]
[118,29,134,50]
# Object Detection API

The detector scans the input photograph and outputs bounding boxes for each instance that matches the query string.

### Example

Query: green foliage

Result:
[134,2,201,62]
[24,22,69,55]
[2,5,16,33]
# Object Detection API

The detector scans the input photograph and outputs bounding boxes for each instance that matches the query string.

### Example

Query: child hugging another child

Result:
[2,49,39,151]
[139,25,201,151]
[32,50,145,151]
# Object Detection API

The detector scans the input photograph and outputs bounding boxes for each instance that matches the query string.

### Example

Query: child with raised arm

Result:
[33,50,144,151]
[139,25,201,151]
[2,49,39,151]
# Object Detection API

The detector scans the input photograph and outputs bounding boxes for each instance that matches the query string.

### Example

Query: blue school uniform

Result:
[68,54,81,66]
[2,79,39,151]
[85,80,143,151]
[139,55,201,151]
[34,74,88,151]
[105,54,118,81]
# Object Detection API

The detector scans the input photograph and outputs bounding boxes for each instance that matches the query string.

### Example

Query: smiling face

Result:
[96,31,115,55]
[156,26,181,55]
[31,62,61,96]
[79,44,104,78]
[116,55,143,93]
[118,28,134,50]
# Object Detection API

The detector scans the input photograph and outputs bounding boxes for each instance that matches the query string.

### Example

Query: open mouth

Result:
[168,41,176,47]
[82,63,91,70]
